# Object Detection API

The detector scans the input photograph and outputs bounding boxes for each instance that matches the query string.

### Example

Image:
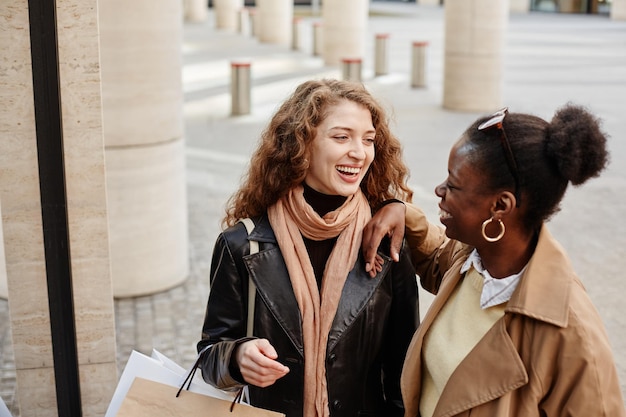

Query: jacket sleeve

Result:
[197,227,255,390]
[405,203,466,295]
[382,240,420,417]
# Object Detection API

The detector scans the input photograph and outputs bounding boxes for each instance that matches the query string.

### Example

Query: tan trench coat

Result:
[401,204,626,417]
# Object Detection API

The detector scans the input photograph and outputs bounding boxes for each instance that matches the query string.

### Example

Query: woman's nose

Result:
[435,182,445,197]
[348,141,366,160]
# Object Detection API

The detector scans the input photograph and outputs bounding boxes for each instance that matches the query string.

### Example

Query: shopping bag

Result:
[116,377,284,417]
[105,349,238,417]
[0,396,11,417]
[150,349,237,399]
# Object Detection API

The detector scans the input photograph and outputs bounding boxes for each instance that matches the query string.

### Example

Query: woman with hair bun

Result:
[362,104,626,416]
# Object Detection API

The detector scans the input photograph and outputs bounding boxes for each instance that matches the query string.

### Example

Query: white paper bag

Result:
[0,396,11,417]
[105,349,237,417]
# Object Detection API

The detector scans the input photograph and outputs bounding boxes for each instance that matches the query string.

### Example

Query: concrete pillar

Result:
[0,202,6,299]
[214,0,244,31]
[611,0,626,20]
[510,0,531,12]
[257,0,293,45]
[184,0,208,22]
[443,0,508,111]
[99,0,189,297]
[322,0,369,66]
[0,0,118,415]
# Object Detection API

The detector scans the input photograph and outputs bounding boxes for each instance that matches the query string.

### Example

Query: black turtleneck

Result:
[302,183,347,289]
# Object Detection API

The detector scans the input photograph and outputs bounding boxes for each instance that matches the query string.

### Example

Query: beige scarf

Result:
[268,184,371,417]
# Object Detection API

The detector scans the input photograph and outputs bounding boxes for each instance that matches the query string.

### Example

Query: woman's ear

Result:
[492,191,516,216]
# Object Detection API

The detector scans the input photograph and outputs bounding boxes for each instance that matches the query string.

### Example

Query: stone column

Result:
[443,0,508,111]
[0,0,118,415]
[612,0,626,20]
[257,0,293,45]
[214,0,244,31]
[0,203,6,299]
[184,0,209,23]
[322,0,369,66]
[99,0,189,297]
[510,0,531,12]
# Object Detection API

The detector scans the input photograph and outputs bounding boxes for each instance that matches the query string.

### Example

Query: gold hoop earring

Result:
[482,217,505,242]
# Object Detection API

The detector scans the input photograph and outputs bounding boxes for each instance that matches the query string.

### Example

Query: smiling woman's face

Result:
[434,139,497,246]
[304,99,376,197]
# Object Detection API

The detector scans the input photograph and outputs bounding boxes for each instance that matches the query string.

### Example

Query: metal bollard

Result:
[248,8,258,38]
[231,61,251,116]
[411,41,429,88]
[341,58,362,82]
[313,22,323,56]
[238,8,250,36]
[375,33,389,76]
[292,17,302,50]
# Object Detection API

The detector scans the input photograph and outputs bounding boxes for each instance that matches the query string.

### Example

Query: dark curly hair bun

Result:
[545,103,610,186]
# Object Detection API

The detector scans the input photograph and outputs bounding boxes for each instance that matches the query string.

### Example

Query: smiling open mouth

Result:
[336,165,361,176]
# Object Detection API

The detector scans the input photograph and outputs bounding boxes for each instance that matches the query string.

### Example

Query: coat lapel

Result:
[245,246,304,353]
[506,225,572,328]
[326,252,392,352]
[432,318,528,417]
[242,216,394,357]
[401,263,465,417]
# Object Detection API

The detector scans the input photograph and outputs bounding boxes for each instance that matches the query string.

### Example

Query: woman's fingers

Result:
[236,339,290,387]
[362,202,407,277]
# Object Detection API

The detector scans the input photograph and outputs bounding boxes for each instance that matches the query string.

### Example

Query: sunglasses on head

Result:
[477,107,521,207]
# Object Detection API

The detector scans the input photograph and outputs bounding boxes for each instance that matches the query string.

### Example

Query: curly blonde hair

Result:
[224,79,413,227]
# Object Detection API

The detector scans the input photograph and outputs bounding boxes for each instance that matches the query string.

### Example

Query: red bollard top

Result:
[413,41,429,47]
[341,57,362,64]
[376,33,390,39]
[231,61,252,68]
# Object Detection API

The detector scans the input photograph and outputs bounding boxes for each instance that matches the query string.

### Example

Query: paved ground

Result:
[1,2,626,415]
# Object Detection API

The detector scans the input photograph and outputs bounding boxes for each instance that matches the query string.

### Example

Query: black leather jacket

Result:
[198,214,419,417]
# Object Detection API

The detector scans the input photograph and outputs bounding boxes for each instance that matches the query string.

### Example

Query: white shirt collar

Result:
[461,249,526,309]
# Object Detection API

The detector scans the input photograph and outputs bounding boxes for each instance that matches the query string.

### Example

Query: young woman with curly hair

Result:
[198,79,419,417]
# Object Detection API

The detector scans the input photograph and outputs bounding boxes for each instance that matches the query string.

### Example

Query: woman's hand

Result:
[362,202,406,278]
[235,339,290,387]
